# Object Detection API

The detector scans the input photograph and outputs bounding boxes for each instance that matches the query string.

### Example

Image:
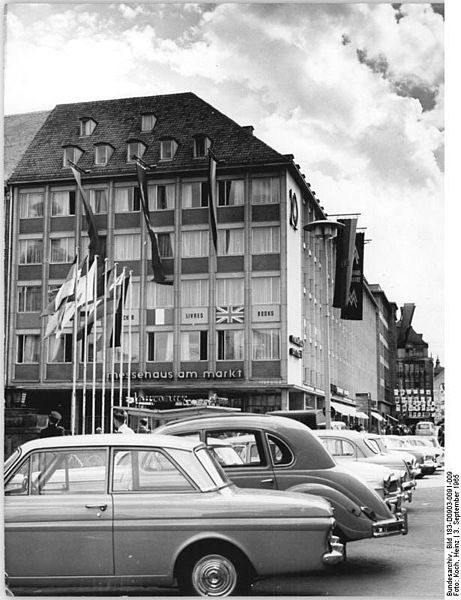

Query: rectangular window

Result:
[217,228,244,256]
[19,193,44,219]
[216,278,244,306]
[19,239,43,264]
[252,226,280,254]
[50,237,74,264]
[80,118,96,136]
[160,139,178,160]
[89,189,107,214]
[51,191,76,217]
[252,177,280,204]
[146,281,174,308]
[148,184,175,210]
[127,142,146,163]
[48,334,73,363]
[147,332,174,361]
[158,233,174,258]
[17,334,40,363]
[182,182,208,208]
[182,230,208,258]
[252,329,280,360]
[181,279,209,307]
[141,114,157,131]
[63,147,83,167]
[181,331,208,361]
[120,332,140,363]
[81,235,106,260]
[217,330,244,361]
[114,234,141,261]
[252,277,280,305]
[218,180,244,206]
[114,187,140,212]
[95,145,113,166]
[18,286,42,313]
[194,136,210,158]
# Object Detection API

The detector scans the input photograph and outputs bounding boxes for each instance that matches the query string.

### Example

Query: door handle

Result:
[260,478,274,484]
[85,503,107,511]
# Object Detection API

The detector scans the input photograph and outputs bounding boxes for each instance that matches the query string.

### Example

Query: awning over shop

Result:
[356,411,369,420]
[371,411,384,422]
[331,401,357,417]
[386,414,398,422]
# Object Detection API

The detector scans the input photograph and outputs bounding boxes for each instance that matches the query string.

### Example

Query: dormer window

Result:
[193,135,211,158]
[127,140,147,163]
[160,138,178,161]
[141,113,157,132]
[94,143,114,166]
[80,118,97,136]
[63,146,83,167]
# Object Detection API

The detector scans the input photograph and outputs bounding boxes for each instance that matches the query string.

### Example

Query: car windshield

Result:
[384,438,407,449]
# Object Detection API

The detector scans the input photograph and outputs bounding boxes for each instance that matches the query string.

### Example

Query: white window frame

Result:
[217,228,244,256]
[251,177,281,204]
[16,333,40,363]
[51,190,76,217]
[48,334,73,363]
[218,180,244,206]
[94,145,114,166]
[216,278,244,306]
[182,182,208,208]
[147,331,174,362]
[18,285,42,313]
[19,192,44,219]
[50,237,75,264]
[252,328,280,360]
[114,187,140,212]
[80,118,97,136]
[181,279,209,307]
[160,139,178,161]
[193,135,211,158]
[18,238,43,265]
[141,113,157,132]
[148,184,175,210]
[182,230,209,258]
[180,330,208,361]
[252,226,280,254]
[127,141,146,163]
[89,189,108,214]
[63,146,83,167]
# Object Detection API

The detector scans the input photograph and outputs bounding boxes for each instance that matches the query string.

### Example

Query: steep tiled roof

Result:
[4,110,50,180]
[8,92,289,184]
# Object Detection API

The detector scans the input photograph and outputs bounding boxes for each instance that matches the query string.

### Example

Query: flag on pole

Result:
[333,218,358,310]
[42,257,79,317]
[68,160,105,262]
[341,232,365,320]
[112,273,130,348]
[135,159,172,285]
[208,149,218,253]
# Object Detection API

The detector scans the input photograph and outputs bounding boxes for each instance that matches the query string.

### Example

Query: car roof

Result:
[157,413,313,433]
[314,429,364,439]
[11,433,202,454]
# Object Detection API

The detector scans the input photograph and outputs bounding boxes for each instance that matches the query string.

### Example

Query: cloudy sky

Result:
[4,2,445,361]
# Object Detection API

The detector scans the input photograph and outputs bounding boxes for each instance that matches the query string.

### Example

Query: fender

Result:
[287,483,374,542]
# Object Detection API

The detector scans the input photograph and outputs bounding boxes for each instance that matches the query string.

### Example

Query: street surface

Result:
[12,471,444,597]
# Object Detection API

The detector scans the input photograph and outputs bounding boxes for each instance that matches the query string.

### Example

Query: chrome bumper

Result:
[372,508,408,538]
[385,491,405,512]
[322,534,345,565]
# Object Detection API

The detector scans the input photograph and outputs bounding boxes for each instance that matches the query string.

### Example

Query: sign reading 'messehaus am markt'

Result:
[108,369,244,381]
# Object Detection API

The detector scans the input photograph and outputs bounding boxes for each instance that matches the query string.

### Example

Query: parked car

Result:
[381,435,437,475]
[415,421,437,436]
[315,430,417,502]
[4,434,344,596]
[403,436,444,468]
[156,414,408,547]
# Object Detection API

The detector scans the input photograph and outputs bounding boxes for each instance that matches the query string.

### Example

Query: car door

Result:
[4,447,113,582]
[111,446,206,581]
[203,428,277,490]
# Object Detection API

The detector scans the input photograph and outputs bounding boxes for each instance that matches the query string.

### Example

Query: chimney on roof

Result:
[242,125,254,135]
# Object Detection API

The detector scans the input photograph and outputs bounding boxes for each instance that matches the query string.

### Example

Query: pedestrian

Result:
[113,408,135,434]
[137,417,151,433]
[40,411,65,438]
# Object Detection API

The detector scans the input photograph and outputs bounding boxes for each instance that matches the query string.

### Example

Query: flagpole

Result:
[91,254,98,433]
[82,255,90,434]
[110,263,118,432]
[101,258,108,432]
[71,250,79,435]
[127,271,133,401]
[119,268,126,406]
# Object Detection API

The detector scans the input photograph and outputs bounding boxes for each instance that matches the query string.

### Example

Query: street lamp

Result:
[303,219,343,429]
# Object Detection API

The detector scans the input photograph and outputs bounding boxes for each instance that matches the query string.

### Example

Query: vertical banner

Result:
[333,218,358,309]
[208,149,218,253]
[341,232,365,320]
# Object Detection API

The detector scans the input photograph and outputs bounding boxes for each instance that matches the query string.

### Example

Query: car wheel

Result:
[177,546,252,597]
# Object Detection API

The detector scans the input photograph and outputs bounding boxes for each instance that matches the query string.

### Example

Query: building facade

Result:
[5,92,387,440]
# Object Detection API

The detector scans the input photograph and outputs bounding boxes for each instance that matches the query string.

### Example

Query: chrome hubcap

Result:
[192,554,237,596]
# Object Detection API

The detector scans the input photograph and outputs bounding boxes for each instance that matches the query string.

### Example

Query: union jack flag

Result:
[216,306,244,324]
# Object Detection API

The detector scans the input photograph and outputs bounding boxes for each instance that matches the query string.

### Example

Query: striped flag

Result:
[216,306,244,324]
[208,149,218,253]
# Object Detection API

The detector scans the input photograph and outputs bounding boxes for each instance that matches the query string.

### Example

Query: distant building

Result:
[394,303,434,424]
[433,357,445,424]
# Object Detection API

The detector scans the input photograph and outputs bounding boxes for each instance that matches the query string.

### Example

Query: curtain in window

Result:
[218,330,244,360]
[114,234,140,260]
[252,177,280,204]
[217,229,244,255]
[20,193,44,218]
[182,231,208,257]
[146,281,174,308]
[252,277,280,305]
[90,190,107,213]
[181,280,208,307]
[148,332,173,361]
[121,332,139,362]
[115,188,136,212]
[18,334,40,363]
[218,180,244,206]
[216,279,244,305]
[48,334,72,363]
[18,286,41,312]
[182,182,205,208]
[50,238,74,263]
[181,332,201,361]
[252,227,280,253]
[149,184,175,210]
[158,233,174,258]
[19,240,43,264]
[252,329,280,360]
